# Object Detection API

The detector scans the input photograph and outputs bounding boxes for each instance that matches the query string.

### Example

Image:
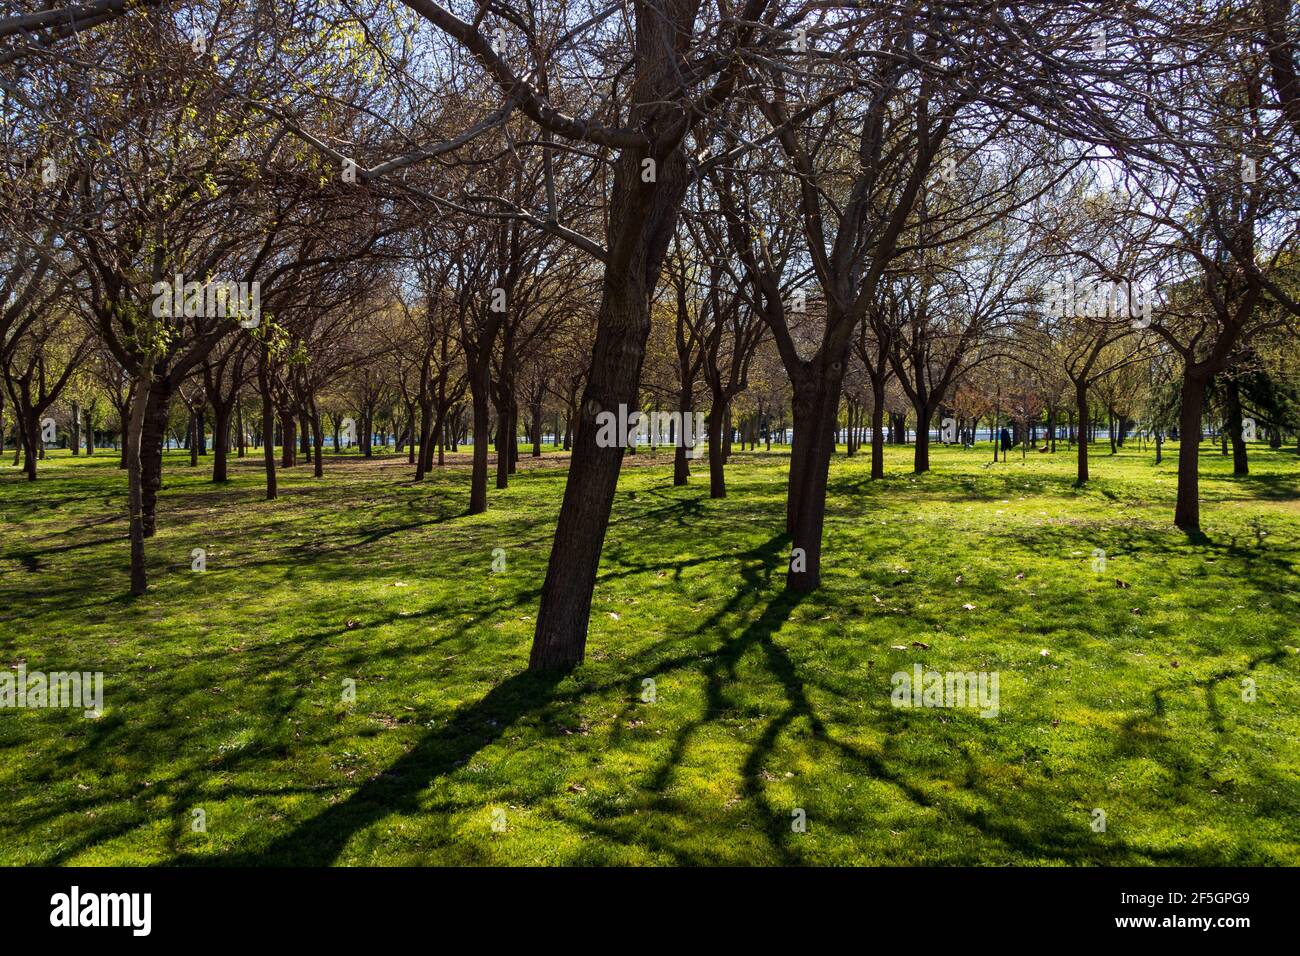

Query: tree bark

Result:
[259,350,277,500]
[913,406,932,474]
[469,362,491,513]
[138,384,172,536]
[1175,371,1209,530]
[126,368,153,595]
[707,400,726,498]
[211,404,231,482]
[1223,375,1249,476]
[869,382,885,480]
[1075,383,1089,484]
[786,359,847,592]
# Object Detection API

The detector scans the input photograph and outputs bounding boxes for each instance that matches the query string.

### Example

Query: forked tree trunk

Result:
[528,12,705,670]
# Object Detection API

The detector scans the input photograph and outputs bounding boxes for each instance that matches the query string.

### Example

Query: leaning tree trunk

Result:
[528,58,698,671]
[530,277,653,671]
[1175,370,1209,530]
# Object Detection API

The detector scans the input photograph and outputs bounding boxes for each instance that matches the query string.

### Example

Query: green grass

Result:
[1,438,1297,865]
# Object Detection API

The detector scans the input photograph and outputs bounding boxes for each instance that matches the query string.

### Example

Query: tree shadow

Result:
[183,668,567,865]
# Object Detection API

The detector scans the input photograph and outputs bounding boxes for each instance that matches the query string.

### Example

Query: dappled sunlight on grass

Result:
[0,440,1297,864]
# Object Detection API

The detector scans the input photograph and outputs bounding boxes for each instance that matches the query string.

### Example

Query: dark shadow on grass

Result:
[184,668,566,865]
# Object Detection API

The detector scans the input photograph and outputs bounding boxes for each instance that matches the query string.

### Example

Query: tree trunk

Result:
[1075,383,1089,484]
[1223,376,1249,476]
[138,384,172,536]
[786,362,847,592]
[22,409,38,480]
[126,368,154,595]
[913,406,932,474]
[469,363,490,514]
[311,401,324,478]
[259,353,277,500]
[212,404,231,482]
[531,392,543,457]
[280,409,296,468]
[530,283,651,671]
[1175,371,1209,530]
[672,400,690,484]
[870,383,885,480]
[707,400,726,499]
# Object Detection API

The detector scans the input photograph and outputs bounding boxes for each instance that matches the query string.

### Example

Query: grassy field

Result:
[1,438,1297,865]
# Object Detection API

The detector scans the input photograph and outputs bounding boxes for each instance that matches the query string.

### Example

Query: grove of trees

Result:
[2,0,1298,670]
